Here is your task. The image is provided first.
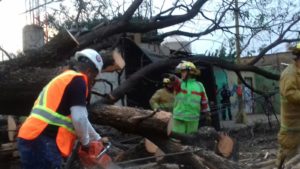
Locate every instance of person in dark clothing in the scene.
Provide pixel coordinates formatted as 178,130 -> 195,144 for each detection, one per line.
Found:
221,84 -> 232,120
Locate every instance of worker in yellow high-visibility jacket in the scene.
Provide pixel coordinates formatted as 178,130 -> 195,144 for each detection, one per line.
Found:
277,43 -> 300,167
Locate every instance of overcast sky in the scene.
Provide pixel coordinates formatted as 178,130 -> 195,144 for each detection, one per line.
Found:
0,0 -> 223,55
0,0 -> 26,53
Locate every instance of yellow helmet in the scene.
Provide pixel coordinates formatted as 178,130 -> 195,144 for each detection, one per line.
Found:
292,42 -> 300,57
163,77 -> 171,84
176,61 -> 200,75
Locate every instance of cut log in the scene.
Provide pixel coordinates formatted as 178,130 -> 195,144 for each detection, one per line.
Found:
7,116 -> 17,142
217,132 -> 234,158
89,105 -> 240,169
144,139 -> 158,154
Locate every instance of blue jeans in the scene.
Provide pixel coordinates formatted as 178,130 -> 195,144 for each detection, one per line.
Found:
17,134 -> 62,169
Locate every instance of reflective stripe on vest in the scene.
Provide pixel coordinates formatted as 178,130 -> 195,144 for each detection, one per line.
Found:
29,71 -> 86,133
174,111 -> 201,119
280,95 -> 300,132
31,105 -> 74,133
280,124 -> 300,132
18,70 -> 88,157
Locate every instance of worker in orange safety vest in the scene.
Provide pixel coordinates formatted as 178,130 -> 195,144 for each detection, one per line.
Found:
17,49 -> 107,169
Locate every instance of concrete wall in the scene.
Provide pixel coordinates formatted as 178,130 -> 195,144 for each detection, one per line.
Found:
23,25 -> 44,52
239,53 -> 295,116
214,68 -> 237,119
214,67 -> 257,120
240,72 -> 256,114
254,66 -> 280,114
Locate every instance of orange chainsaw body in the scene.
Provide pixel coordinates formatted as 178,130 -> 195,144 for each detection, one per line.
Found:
78,141 -> 112,168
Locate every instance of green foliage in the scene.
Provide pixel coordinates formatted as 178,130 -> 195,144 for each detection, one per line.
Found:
206,44 -> 236,62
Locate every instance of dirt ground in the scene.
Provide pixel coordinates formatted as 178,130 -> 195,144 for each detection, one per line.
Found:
227,114 -> 280,169
236,125 -> 278,169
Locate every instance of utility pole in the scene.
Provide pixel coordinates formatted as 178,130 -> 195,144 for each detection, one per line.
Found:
234,0 -> 241,62
234,0 -> 246,124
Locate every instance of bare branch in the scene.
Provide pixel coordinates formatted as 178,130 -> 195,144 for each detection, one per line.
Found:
144,0 -> 232,42
143,24 -> 272,42
0,46 -> 12,60
290,30 -> 300,33
248,38 -> 300,66
21,0 -> 62,14
235,71 -> 269,96
122,0 -> 143,21
240,30 -> 262,52
125,0 -> 208,32
281,38 -> 300,43
74,0 -> 85,29
248,17 -> 300,65
78,0 -> 208,48
152,4 -> 190,22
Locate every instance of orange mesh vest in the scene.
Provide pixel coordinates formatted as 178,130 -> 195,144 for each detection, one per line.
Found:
18,70 -> 88,157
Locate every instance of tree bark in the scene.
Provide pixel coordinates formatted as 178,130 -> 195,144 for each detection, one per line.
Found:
0,67 -> 60,115
88,105 -> 239,169
100,56 -> 279,104
0,53 -> 279,115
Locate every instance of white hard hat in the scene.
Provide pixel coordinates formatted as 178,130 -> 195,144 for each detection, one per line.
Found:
75,48 -> 103,73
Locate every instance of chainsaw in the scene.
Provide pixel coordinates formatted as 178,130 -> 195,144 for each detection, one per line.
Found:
65,140 -> 112,169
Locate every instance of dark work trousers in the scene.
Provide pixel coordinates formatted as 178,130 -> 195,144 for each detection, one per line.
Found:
17,134 -> 62,169
221,100 -> 232,120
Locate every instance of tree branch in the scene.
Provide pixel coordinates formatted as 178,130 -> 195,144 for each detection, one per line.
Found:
0,46 -> 12,60
152,4 -> 190,22
144,1 -> 232,42
78,0 -> 207,48
74,0 -> 85,26
248,17 -> 300,65
125,0 -> 208,32
21,0 -> 62,14
121,0 -> 143,21
235,71 -> 270,96
240,30 -> 262,52
100,55 -> 279,104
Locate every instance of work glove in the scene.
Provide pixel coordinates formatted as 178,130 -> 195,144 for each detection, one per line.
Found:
153,108 -> 161,113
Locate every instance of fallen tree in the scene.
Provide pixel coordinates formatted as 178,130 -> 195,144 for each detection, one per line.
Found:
89,105 -> 240,169
0,53 -> 279,115
0,0 -> 285,115
0,0 -> 294,168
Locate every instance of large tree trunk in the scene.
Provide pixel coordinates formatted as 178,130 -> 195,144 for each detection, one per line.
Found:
0,67 -> 60,115
0,52 -> 279,115
89,105 -> 239,169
